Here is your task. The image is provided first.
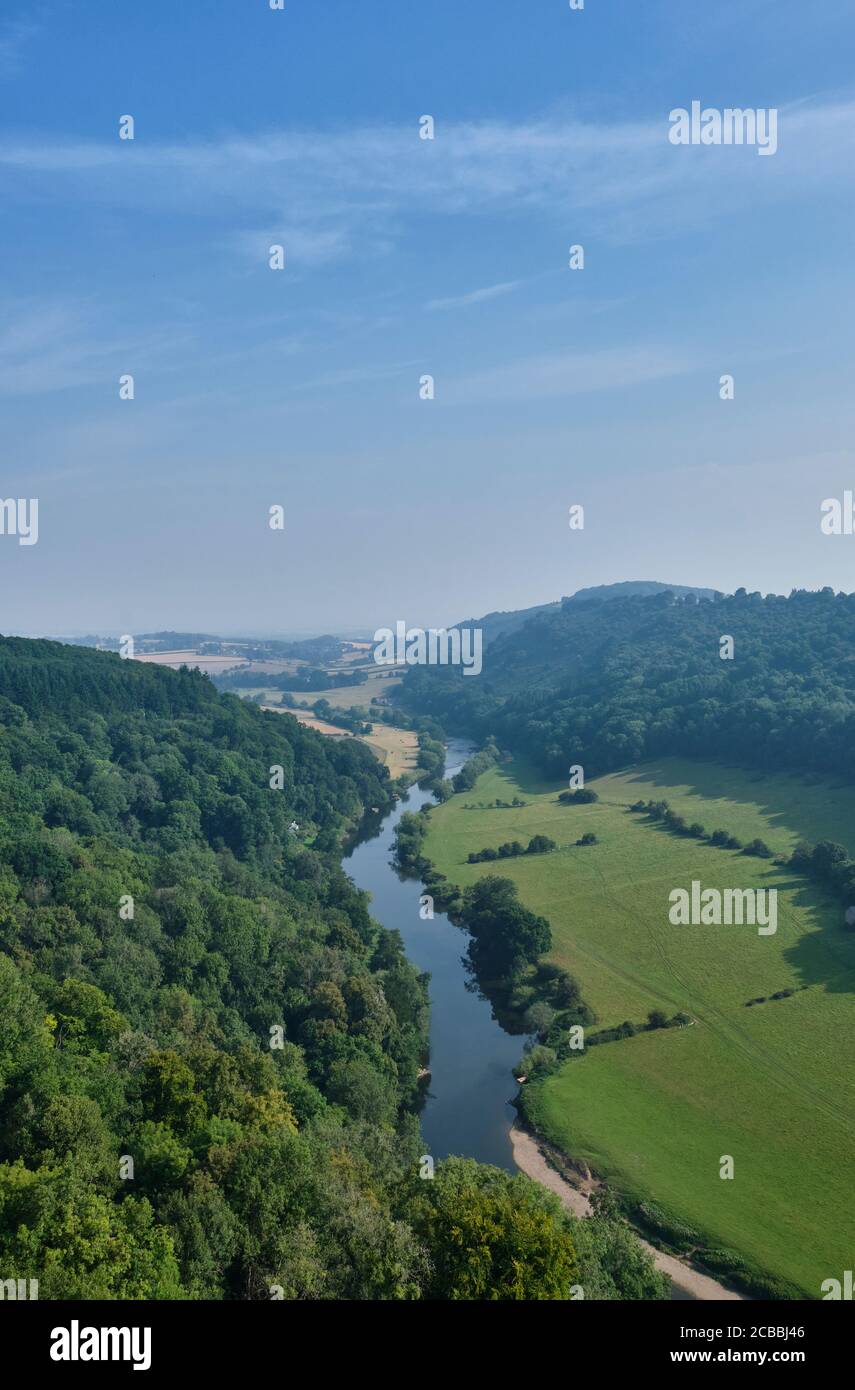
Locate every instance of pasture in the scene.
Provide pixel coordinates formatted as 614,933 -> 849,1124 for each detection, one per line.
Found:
423,756 -> 855,1295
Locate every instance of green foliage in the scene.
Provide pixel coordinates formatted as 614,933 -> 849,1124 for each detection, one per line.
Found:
572,1188 -> 671,1300
0,638 -> 431,1299
409,1157 -> 579,1300
458,875 -> 552,978
402,588 -> 855,782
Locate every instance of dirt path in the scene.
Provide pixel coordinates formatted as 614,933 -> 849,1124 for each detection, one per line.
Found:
510,1125 -> 745,1301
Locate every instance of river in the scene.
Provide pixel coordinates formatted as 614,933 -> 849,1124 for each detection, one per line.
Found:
345,737 -> 727,1300
344,737 -> 526,1171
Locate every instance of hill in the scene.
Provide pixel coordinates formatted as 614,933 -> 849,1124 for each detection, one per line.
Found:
569,581 -> 719,604
404,587 -> 855,782
454,581 -> 719,649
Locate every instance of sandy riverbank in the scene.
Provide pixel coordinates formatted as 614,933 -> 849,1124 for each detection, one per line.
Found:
510,1124 -> 745,1302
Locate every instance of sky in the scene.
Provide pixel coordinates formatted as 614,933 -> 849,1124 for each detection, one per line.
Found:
2,0 -> 855,637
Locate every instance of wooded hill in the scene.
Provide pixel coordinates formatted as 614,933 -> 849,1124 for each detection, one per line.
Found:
402,588 -> 855,782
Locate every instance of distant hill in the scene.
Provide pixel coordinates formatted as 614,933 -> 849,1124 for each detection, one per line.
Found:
457,582 -> 720,646
569,581 -> 719,604
456,600 -> 561,647
404,586 -> 855,781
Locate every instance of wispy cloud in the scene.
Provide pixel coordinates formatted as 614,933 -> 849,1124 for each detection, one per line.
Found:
0,301 -> 195,397
427,280 -> 522,312
2,97 -> 852,258
447,344 -> 693,405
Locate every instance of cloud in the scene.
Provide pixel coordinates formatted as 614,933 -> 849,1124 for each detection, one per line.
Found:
446,344 -> 693,405
2,96 -> 852,257
0,301 -> 194,397
426,280 -> 522,311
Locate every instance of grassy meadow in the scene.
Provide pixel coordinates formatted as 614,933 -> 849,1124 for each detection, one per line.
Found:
423,756 -> 855,1295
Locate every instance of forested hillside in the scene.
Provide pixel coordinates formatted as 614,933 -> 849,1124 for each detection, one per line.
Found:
0,637 -> 662,1300
403,588 -> 855,781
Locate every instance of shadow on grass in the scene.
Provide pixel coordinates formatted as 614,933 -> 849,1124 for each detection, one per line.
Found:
781,874 -> 855,997
606,759 -> 855,855
491,756 -> 561,797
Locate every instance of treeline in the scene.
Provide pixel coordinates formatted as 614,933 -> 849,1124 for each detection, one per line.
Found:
519,1007 -> 692,1082
629,801 -> 773,857
302,699 -> 372,736
452,741 -> 501,793
400,588 -> 855,783
217,667 -> 367,693
468,835 -> 556,863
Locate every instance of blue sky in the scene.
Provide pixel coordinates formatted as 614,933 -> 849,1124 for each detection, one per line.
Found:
2,0 -> 855,635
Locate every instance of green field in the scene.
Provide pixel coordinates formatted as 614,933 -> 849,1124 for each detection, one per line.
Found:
297,669 -> 403,709
423,756 -> 855,1295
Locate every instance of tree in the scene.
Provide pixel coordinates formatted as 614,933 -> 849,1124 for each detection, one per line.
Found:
410,1157 -> 578,1300
460,876 -> 552,976
526,835 -> 556,855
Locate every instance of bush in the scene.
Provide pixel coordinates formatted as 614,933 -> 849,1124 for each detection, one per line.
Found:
743,838 -> 773,858
517,1044 -> 558,1077
526,834 -> 556,855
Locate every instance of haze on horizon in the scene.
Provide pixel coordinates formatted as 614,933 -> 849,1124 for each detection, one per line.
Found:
2,0 -> 855,638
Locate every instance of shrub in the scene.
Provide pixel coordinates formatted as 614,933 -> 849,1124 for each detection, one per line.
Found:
743,838 -> 773,858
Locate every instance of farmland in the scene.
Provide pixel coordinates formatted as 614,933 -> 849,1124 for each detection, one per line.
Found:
263,704 -> 418,778
422,755 -> 855,1295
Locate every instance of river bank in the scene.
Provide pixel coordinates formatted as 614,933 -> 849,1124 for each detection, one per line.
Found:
510,1124 -> 746,1302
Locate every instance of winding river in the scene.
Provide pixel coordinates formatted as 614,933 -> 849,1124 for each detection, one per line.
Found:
344,738 -> 526,1171
344,738 -> 731,1301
